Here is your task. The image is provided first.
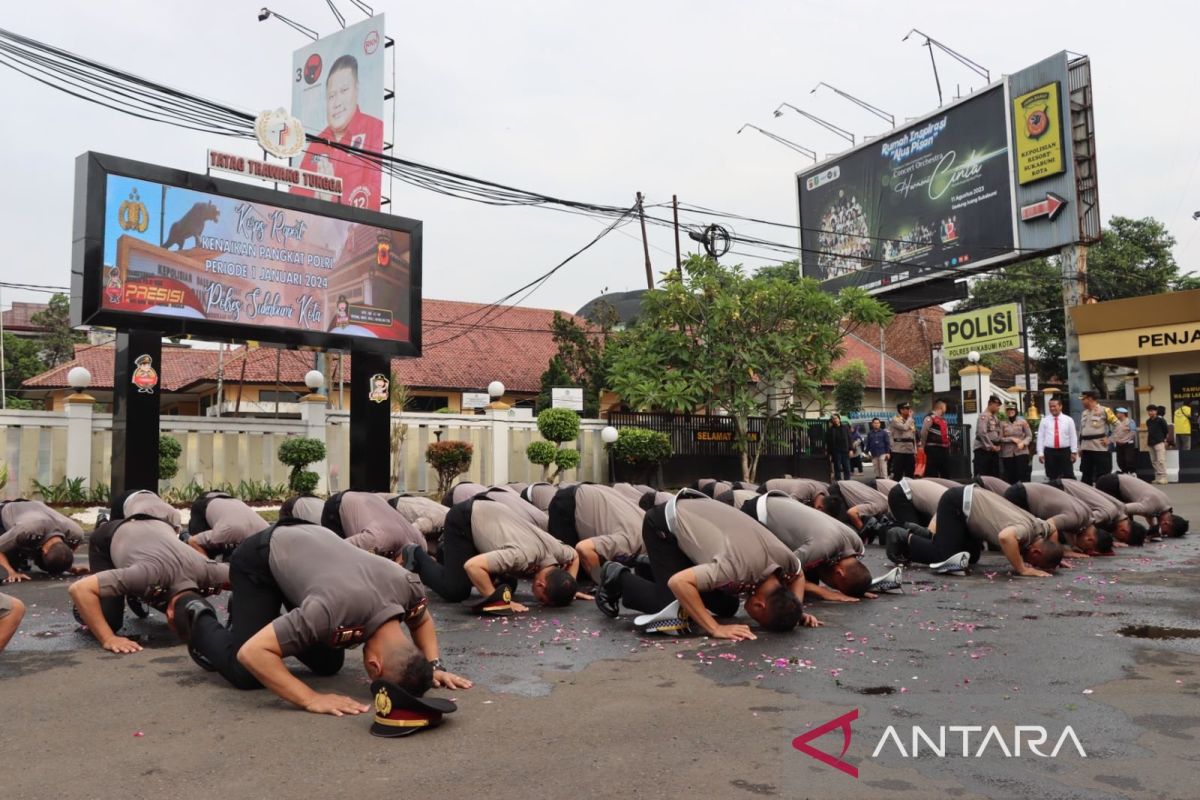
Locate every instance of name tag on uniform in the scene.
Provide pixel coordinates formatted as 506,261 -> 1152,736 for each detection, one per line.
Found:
332,626 -> 366,646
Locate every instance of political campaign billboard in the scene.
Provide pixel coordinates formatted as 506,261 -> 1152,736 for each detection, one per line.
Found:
72,152 -> 421,356
290,15 -> 386,210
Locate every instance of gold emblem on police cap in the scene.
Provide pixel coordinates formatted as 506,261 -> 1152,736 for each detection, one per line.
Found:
374,687 -> 392,717
502,587 -> 512,603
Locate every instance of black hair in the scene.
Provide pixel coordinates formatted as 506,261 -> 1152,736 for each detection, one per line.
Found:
279,495 -> 298,519
1169,514 -> 1189,536
38,539 -> 75,575
758,586 -> 804,632
1092,528 -> 1114,554
835,559 -> 873,597
1033,537 -> 1064,570
1094,473 -> 1120,499
820,495 -> 852,527
1127,520 -> 1148,547
638,491 -> 659,511
392,651 -> 435,698
328,55 -> 359,82
542,568 -> 577,607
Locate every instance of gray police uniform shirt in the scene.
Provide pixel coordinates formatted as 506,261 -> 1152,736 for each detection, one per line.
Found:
470,500 -> 575,576
1019,483 -> 1091,535
290,496 -> 325,525
95,521 -> 228,604
895,478 -> 950,517
1110,418 -> 1135,446
611,483 -> 653,504
483,487 -> 549,531
1056,479 -> 1127,528
1113,475 -> 1171,517
752,492 -> 863,572
268,524 -> 427,656
761,478 -> 828,505
448,482 -> 488,505
123,491 -> 182,530
874,478 -> 898,496
1079,406 -> 1112,452
523,483 -> 559,512
0,500 -> 84,556
973,412 -> 1002,452
999,417 -> 1033,458
976,475 -> 1012,495
963,486 -> 1050,549
574,484 -> 646,560
668,492 -> 801,594
888,414 -> 917,454
189,497 -> 269,557
339,492 -> 426,559
835,481 -> 887,517
389,495 -> 449,535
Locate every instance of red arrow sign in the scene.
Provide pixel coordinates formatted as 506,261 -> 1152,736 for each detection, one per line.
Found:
1020,192 -> 1067,222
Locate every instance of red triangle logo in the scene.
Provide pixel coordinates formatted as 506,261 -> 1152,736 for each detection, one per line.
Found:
792,708 -> 859,778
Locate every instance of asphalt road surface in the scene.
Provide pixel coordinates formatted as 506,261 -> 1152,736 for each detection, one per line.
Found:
2,485 -> 1198,800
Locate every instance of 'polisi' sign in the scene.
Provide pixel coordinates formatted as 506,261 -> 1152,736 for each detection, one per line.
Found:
941,302 -> 1023,359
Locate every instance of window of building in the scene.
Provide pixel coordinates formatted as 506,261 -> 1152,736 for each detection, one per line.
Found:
407,395 -> 449,412
259,390 -> 302,404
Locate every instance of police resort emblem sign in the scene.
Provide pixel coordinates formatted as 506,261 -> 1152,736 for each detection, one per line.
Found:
132,354 -> 158,394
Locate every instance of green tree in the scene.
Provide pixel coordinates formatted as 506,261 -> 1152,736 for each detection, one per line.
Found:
2,332 -> 47,407
607,255 -> 891,480
530,407 -> 581,482
910,363 -> 932,407
960,216 -> 1187,384
30,293 -> 84,367
158,435 -> 182,481
278,437 -> 327,494
425,440 -> 473,496
536,306 -> 616,415
830,359 -> 868,414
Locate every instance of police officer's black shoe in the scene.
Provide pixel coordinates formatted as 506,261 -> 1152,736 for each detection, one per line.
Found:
885,528 -> 911,565
595,561 -> 628,618
904,522 -> 933,540
127,596 -> 150,619
399,543 -> 421,572
171,591 -> 217,643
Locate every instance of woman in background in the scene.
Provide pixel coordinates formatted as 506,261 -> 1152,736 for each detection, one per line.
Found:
866,417 -> 891,478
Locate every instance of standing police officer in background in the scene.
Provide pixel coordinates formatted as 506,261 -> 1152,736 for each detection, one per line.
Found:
999,402 -> 1034,484
972,395 -> 1003,479
888,402 -> 917,479
919,399 -> 952,479
1079,391 -> 1117,485
1112,407 -> 1137,474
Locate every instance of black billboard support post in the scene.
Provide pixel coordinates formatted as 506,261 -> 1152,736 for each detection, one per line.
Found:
349,345 -> 391,491
111,329 -> 162,496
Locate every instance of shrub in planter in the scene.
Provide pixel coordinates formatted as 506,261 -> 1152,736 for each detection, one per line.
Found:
610,427 -> 672,484
278,436 -> 327,495
426,440 -> 473,496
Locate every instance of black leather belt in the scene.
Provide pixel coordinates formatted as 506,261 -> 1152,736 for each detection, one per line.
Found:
1081,434 -> 1105,440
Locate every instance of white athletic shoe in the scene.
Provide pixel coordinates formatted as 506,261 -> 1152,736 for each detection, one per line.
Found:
633,600 -> 693,636
930,552 -> 971,575
869,566 -> 904,593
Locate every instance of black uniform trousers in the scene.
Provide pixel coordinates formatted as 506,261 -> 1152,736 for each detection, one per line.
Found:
1043,447 -> 1075,481
86,519 -> 129,634
1001,455 -> 1031,485
1079,448 -> 1111,486
923,445 -> 949,478
887,483 -> 933,527
616,504 -> 740,617
1116,443 -> 1138,474
890,452 -> 916,480
973,448 -> 1000,479
190,528 -> 345,690
908,486 -> 983,566
410,499 -> 522,603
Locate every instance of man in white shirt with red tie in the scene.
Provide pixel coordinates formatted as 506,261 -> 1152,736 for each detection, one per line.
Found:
1037,397 -> 1078,481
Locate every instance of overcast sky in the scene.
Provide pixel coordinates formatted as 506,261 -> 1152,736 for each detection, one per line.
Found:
2,0 -> 1198,319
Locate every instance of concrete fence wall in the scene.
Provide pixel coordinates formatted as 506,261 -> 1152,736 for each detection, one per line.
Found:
0,405 -> 610,499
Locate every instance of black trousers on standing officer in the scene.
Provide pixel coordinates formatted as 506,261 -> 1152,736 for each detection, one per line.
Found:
973,448 -> 1000,479
1078,446 -> 1111,486
1116,443 -> 1138,474
890,452 -> 915,480
1042,447 -> 1075,481
1001,454 -> 1031,485
614,503 -> 739,617
190,527 -> 345,690
923,445 -> 949,478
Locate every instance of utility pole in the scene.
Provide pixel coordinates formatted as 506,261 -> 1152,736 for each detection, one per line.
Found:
879,325 -> 886,411
1060,244 -> 1092,417
672,194 -> 682,276
1020,293 -> 1033,413
636,191 -> 653,289
0,286 -> 6,410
